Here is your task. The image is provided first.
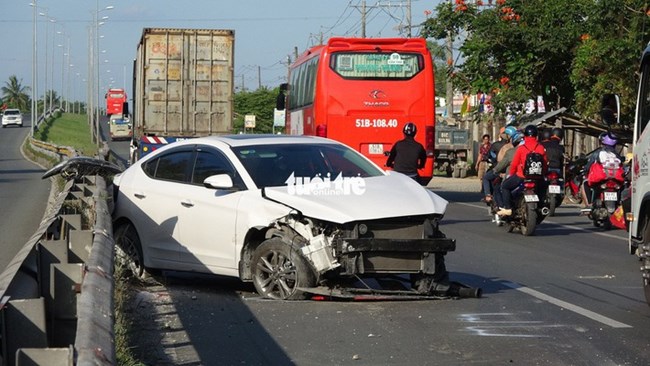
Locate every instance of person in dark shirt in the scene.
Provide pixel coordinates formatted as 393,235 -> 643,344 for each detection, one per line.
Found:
386,122 -> 427,184
541,127 -> 566,174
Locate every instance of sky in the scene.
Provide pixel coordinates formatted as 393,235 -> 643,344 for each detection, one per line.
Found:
1,0 -> 444,104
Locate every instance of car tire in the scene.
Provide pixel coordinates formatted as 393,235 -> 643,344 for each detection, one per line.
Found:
252,238 -> 316,300
114,223 -> 147,279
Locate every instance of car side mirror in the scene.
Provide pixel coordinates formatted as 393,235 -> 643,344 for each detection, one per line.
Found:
203,174 -> 234,190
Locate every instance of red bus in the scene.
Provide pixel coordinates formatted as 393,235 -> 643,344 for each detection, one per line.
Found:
283,37 -> 435,184
105,88 -> 127,116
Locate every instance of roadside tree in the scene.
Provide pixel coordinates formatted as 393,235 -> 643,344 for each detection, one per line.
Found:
1,75 -> 31,111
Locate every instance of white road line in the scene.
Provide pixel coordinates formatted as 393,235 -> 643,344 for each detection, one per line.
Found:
455,202 -> 627,241
452,201 -> 632,328
501,281 -> 632,329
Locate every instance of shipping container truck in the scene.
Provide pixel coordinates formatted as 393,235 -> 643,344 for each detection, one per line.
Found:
434,126 -> 470,178
131,28 -> 235,163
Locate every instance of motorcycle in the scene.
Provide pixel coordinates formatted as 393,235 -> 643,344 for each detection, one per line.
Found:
565,155 -> 587,204
545,169 -> 564,216
588,177 -> 624,230
502,176 -> 549,236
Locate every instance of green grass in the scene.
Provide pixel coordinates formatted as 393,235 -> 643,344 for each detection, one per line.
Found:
34,112 -> 99,157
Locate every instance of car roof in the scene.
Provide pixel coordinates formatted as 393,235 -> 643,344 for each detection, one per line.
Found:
179,134 -> 340,148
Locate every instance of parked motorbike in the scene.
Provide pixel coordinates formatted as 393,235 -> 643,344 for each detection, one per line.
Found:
502,176 -> 549,236
545,169 -> 564,216
565,155 -> 587,204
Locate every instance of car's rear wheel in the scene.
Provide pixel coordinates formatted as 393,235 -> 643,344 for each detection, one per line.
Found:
252,238 -> 315,300
114,223 -> 146,279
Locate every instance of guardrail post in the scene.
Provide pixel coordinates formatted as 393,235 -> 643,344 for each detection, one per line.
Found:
15,345 -> 73,366
50,264 -> 83,348
37,240 -> 67,346
2,298 -> 47,366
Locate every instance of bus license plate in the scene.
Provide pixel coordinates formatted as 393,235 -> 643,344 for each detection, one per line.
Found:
604,192 -> 618,201
369,144 -> 384,155
548,185 -> 561,194
524,194 -> 539,202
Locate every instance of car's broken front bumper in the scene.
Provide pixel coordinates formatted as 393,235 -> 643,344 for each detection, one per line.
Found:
335,237 -> 456,275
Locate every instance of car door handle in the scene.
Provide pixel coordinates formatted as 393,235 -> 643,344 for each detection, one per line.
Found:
180,200 -> 194,208
133,192 -> 146,199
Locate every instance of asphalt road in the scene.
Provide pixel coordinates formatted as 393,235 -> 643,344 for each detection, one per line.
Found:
0,116 -> 51,271
122,178 -> 650,366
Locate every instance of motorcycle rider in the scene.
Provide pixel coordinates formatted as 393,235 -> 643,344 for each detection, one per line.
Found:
386,122 -> 427,184
482,126 -> 517,203
490,130 -> 524,211
541,127 -> 566,176
497,125 -> 548,216
581,132 -> 624,210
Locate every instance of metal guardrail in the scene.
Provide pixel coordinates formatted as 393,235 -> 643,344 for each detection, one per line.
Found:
0,143 -> 115,365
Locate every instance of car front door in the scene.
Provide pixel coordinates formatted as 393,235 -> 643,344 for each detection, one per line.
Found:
176,146 -> 245,274
131,148 -> 194,268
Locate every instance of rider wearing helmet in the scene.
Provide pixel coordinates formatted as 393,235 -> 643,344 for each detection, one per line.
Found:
539,128 -> 552,142
481,126 -> 517,203
541,127 -> 566,174
497,124 -> 548,216
581,131 -> 624,209
487,131 -> 524,210
386,122 -> 427,184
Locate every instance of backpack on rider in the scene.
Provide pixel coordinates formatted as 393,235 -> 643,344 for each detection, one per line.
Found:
523,145 -> 545,178
586,149 -> 624,185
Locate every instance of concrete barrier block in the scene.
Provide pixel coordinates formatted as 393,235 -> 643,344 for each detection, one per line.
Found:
15,346 -> 73,366
37,240 -> 68,339
59,215 -> 81,234
49,264 -> 82,347
68,231 -> 93,264
2,298 -> 48,366
50,264 -> 82,321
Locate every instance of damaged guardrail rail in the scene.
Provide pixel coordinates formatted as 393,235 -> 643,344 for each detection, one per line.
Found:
0,172 -> 116,366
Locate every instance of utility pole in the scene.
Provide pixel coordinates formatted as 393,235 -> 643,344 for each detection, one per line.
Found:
445,0 -> 454,120
406,0 -> 412,37
352,1 -> 413,38
361,0 -> 366,38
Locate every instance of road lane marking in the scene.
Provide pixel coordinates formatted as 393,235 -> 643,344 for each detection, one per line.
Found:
459,313 -> 565,337
501,281 -> 632,328
451,201 -> 632,328
455,202 -> 627,241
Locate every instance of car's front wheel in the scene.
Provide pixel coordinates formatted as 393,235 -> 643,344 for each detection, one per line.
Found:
114,222 -> 146,279
252,238 -> 316,300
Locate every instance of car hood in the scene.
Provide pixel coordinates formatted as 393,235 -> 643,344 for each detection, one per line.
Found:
263,172 -> 448,224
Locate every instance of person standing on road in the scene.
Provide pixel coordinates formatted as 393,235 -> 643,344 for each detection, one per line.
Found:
386,122 -> 427,184
476,134 -> 491,185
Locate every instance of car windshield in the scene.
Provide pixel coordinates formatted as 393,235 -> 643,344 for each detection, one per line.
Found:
4,110 -> 20,115
232,143 -> 384,188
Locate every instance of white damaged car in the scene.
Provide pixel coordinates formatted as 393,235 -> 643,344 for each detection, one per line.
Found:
111,135 -> 480,300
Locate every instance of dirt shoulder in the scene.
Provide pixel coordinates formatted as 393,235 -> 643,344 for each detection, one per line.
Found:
427,176 -> 482,193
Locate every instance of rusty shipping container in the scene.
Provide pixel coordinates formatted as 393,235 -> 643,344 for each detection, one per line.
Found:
131,28 -> 235,162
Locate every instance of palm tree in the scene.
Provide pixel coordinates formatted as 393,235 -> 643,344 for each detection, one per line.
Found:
1,75 -> 31,111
